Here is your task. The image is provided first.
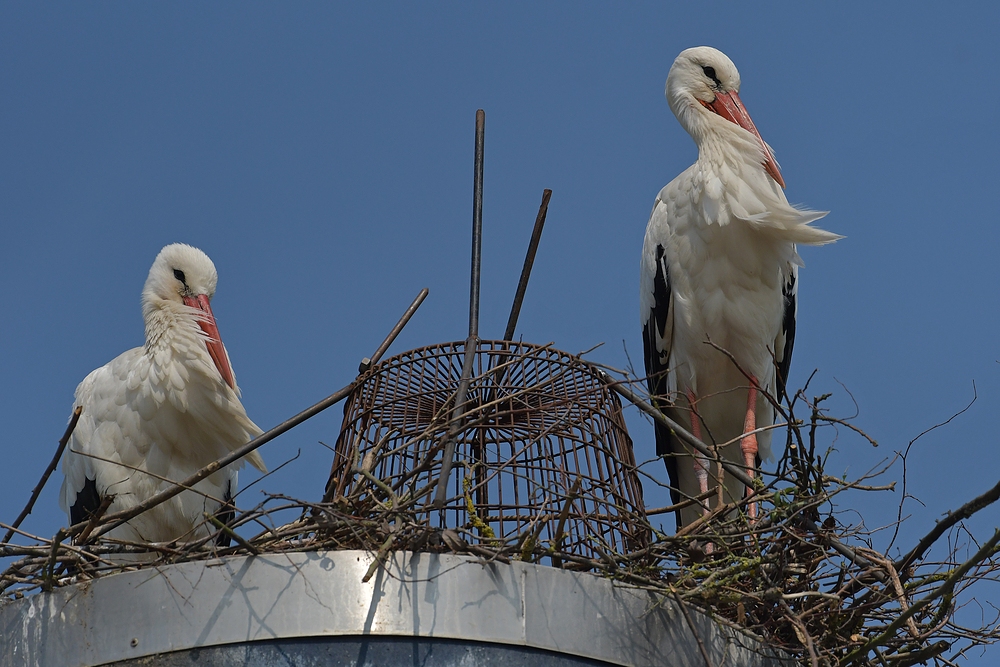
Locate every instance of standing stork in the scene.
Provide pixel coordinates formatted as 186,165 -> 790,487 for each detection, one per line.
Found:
59,243 -> 266,544
640,47 -> 840,528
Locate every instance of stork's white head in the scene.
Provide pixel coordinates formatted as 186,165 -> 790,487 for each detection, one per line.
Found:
142,243 -> 236,390
666,46 -> 785,188
143,244 -> 219,306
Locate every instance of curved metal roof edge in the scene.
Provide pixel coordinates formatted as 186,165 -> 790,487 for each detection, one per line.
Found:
0,550 -> 789,667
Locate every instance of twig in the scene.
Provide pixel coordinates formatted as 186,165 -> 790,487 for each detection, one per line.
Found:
888,385 -> 976,553
550,478 -> 582,568
3,407 -> 82,543
895,477 -> 1000,580
68,448 -> 226,504
883,641 -> 950,667
645,488 -> 717,516
204,513 -> 259,555
672,588 -> 715,667
75,496 -> 115,544
842,529 -> 1000,665
362,534 -> 396,583
41,529 -> 65,593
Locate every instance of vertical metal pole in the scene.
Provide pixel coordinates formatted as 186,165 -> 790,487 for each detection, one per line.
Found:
469,110 -> 488,517
433,109 -> 486,509
469,108 -> 485,338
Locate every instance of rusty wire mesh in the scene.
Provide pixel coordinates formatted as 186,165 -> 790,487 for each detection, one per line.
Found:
325,340 -> 647,562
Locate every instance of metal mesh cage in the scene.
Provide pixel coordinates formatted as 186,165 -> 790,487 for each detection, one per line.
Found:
327,340 -> 647,563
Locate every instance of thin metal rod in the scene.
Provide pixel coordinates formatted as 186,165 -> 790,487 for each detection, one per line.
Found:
76,288 -> 430,540
469,108 -> 485,338
481,189 -> 552,418
360,287 -> 430,373
374,288 -> 431,361
434,109 -> 486,507
504,189 -> 551,341
3,407 -> 83,544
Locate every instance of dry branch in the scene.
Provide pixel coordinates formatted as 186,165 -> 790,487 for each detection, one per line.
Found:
3,406 -> 82,544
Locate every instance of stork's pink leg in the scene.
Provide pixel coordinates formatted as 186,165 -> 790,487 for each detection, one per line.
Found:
741,377 -> 759,521
687,390 -> 710,516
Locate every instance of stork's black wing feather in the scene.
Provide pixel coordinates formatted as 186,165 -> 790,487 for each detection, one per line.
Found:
775,268 -> 797,402
69,477 -> 102,526
214,480 -> 236,547
642,243 -> 679,512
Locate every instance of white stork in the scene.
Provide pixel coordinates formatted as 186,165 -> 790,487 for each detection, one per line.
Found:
640,47 -> 840,528
59,243 -> 266,544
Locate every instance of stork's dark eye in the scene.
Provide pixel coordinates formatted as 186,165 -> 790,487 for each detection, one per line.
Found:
173,269 -> 186,284
702,65 -> 719,85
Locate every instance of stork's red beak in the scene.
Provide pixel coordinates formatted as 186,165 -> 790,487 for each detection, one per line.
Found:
183,294 -> 236,390
703,91 -> 785,189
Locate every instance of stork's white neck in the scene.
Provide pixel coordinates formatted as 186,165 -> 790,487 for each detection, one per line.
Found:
690,109 -> 769,172
142,298 -> 205,360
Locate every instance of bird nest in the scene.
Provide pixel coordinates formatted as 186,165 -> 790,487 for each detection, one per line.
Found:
3,343 -> 1000,667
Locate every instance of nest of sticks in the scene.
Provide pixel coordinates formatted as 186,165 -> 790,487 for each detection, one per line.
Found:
2,341 -> 999,667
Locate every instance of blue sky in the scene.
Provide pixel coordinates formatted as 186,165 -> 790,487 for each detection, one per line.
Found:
2,3 -> 999,660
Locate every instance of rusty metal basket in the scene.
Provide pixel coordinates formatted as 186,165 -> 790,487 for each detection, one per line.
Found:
326,339 -> 647,562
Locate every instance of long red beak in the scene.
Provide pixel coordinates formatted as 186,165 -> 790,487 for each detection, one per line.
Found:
183,294 -> 236,390
704,91 -> 785,189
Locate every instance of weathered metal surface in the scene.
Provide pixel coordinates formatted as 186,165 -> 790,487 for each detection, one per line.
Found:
0,550 -> 788,667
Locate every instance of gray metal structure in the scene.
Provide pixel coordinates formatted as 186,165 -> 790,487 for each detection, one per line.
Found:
0,550 -> 787,667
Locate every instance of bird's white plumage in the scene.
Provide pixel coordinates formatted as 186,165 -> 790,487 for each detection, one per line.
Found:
641,47 -> 840,527
59,244 -> 266,543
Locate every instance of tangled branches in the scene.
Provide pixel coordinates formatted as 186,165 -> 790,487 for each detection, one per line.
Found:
2,344 -> 999,667
605,369 -> 1000,667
